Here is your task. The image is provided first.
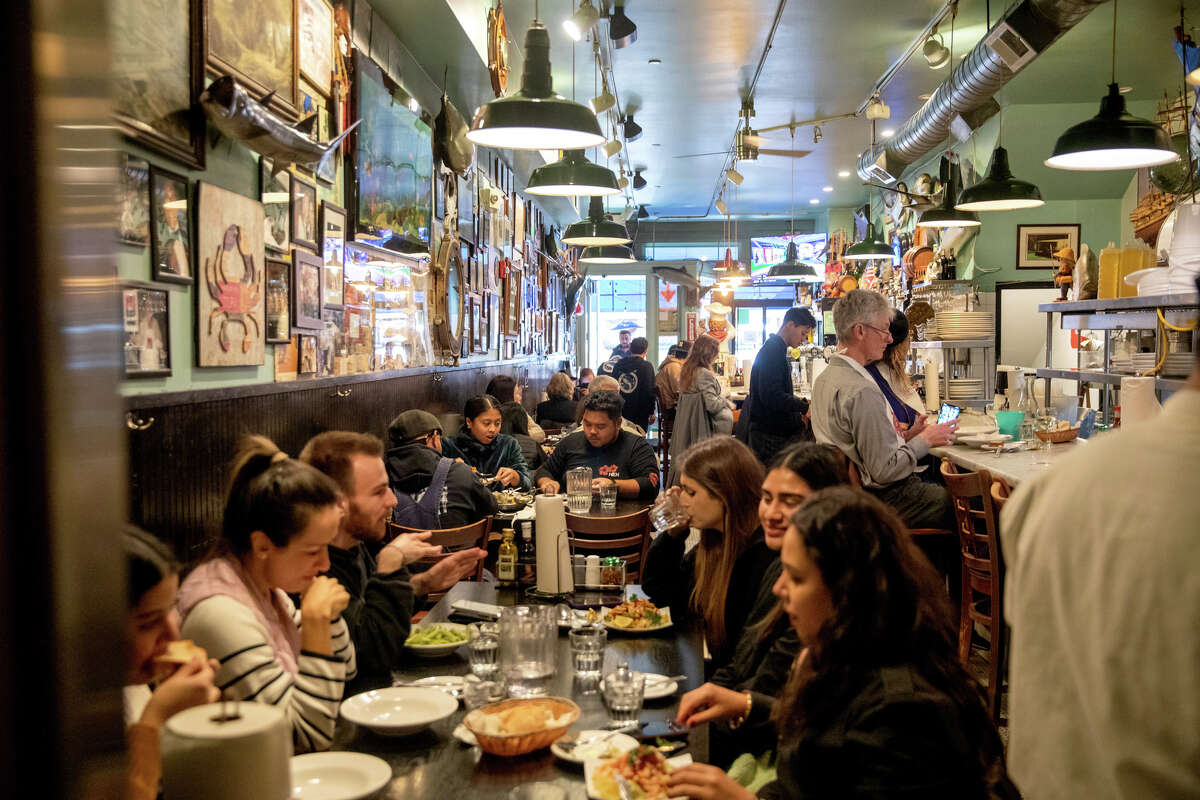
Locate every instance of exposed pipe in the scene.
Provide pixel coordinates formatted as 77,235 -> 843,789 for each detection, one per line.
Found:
856,0 -> 1109,182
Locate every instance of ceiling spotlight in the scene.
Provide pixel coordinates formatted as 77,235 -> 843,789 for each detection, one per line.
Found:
603,138 -> 622,157
881,128 -> 895,138
813,125 -> 823,143
590,79 -> 616,115
726,167 -> 744,185
715,196 -> 728,215
563,0 -> 600,41
838,170 -> 851,178
637,205 -> 650,219
648,58 -> 662,65
632,168 -> 647,190
865,97 -> 890,120
617,171 -> 629,189
609,2 -> 638,49
622,114 -> 643,142
923,28 -> 950,69
809,198 -> 819,205
407,97 -> 420,113
822,186 -> 833,192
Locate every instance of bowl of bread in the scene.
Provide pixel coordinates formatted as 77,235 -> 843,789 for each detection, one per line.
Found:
463,697 -> 580,756
1035,421 -> 1081,444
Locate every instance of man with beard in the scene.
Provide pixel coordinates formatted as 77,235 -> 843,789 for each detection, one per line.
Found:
300,431 -> 486,685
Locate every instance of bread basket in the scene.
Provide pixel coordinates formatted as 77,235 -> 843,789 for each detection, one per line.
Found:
1035,427 -> 1079,444
463,697 -> 580,756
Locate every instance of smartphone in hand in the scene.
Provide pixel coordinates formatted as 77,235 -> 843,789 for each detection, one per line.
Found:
937,403 -> 961,425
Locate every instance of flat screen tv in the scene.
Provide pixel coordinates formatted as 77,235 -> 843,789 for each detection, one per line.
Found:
352,52 -> 433,253
749,233 -> 828,276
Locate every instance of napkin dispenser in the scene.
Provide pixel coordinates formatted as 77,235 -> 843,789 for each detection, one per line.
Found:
161,702 -> 290,800
534,495 -> 574,595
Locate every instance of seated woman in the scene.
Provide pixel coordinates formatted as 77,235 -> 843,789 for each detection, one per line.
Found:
669,487 -> 1012,800
501,402 -> 545,472
667,334 -> 733,485
451,395 -> 532,490
573,368 -> 595,402
178,435 -> 356,753
866,308 -> 927,440
485,374 -> 545,443
124,526 -> 220,800
536,372 -> 578,427
641,436 -> 775,672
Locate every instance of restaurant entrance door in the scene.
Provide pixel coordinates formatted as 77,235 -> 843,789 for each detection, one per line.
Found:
586,277 -> 648,372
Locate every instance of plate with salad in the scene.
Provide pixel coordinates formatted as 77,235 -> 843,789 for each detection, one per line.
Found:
404,622 -> 470,657
601,596 -> 672,634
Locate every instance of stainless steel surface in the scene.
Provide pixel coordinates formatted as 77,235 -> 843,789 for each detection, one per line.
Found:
1035,368 -> 1189,394
909,339 -> 994,349
1061,312 -> 1161,331
1037,292 -> 1200,313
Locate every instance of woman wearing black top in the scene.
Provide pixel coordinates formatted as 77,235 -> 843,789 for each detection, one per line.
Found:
536,372 -> 578,427
641,436 -> 774,672
500,403 -> 544,471
451,395 -> 532,490
669,488 -> 1013,800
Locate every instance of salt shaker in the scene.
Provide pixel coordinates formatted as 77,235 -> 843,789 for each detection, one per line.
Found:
584,555 -> 601,586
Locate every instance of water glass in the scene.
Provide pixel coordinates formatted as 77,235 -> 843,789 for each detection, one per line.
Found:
468,621 -> 500,679
566,466 -> 592,514
463,675 -> 505,709
599,481 -> 618,510
500,605 -> 557,697
569,626 -> 607,679
602,662 -> 645,728
649,492 -> 688,533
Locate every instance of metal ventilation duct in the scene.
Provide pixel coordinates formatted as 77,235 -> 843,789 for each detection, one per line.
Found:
856,0 -> 1108,182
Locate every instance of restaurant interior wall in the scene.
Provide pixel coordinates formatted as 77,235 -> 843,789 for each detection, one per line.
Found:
634,217 -> 820,264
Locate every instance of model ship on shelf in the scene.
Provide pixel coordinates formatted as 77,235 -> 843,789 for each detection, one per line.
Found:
1131,190 -> 1175,246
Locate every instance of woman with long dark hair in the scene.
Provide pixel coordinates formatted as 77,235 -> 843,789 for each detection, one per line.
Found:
485,374 -> 545,442
178,435 -> 356,753
642,436 -> 774,671
867,307 -> 927,439
669,487 -> 1012,799
667,334 -> 733,486
451,394 -> 532,489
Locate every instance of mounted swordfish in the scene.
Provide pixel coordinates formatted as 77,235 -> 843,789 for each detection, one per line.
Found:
199,76 -> 361,175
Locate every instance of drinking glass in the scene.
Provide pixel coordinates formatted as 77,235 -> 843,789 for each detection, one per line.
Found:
500,605 -> 557,697
566,466 -> 592,514
602,662 -> 645,728
649,492 -> 688,533
468,621 -> 500,680
599,481 -> 618,510
569,626 -> 607,679
463,675 -> 505,710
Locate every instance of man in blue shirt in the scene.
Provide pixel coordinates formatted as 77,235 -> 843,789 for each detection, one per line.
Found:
744,307 -> 817,465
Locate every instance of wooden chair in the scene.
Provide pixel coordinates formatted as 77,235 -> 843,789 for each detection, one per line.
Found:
386,517 -> 492,602
939,459 -> 1007,724
655,386 -> 675,481
565,508 -> 652,584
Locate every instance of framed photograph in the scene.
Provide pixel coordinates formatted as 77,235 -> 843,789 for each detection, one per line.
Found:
471,295 -> 486,353
112,0 -> 205,169
121,281 -> 171,378
264,257 -> 291,343
261,158 -> 291,252
1017,224 -> 1080,269
457,170 -> 475,243
320,201 -> 346,307
204,0 -> 298,121
503,267 -> 522,335
273,335 -> 298,381
297,0 -> 333,97
291,174 -> 318,251
150,167 -> 193,284
292,247 -> 323,330
298,333 -> 318,374
195,182 -> 265,366
118,153 -> 150,246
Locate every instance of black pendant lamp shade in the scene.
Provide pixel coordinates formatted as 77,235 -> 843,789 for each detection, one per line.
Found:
917,161 -> 980,228
1045,83 -> 1178,171
956,146 -> 1044,211
762,242 -> 820,282
632,168 -> 647,190
843,222 -> 894,260
580,244 -> 637,264
623,115 -> 643,142
563,196 -> 631,246
637,204 -> 650,218
609,3 -> 638,49
467,20 -> 604,151
526,149 -> 619,196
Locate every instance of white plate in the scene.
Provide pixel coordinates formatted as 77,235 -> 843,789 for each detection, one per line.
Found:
290,752 -> 391,800
551,730 -> 640,765
404,622 -> 470,658
584,751 -> 693,800
638,673 -> 680,700
404,675 -> 466,698
601,605 -> 673,634
340,687 -> 458,736
958,433 -> 1012,449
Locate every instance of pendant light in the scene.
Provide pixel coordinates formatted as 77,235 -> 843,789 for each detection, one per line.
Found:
917,159 -> 980,228
622,114 -> 643,142
563,196 -> 631,246
843,221 -> 894,260
526,149 -> 619,196
609,2 -> 637,49
956,145 -> 1044,211
1045,0 -> 1177,171
762,132 -> 822,283
580,245 -> 636,264
467,12 -> 603,151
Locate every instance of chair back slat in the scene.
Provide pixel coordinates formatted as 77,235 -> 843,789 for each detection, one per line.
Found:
566,510 -> 651,584
387,516 -> 492,584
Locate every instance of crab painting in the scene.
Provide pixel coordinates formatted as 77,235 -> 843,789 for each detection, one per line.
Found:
204,224 -> 261,353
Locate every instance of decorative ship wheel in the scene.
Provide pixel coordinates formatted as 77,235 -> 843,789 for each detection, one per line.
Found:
487,1 -> 509,97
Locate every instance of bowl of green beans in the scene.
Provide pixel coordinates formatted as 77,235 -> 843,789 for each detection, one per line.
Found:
404,622 -> 471,658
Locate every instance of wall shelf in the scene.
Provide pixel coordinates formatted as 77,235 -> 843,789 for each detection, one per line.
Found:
1034,368 -> 1188,394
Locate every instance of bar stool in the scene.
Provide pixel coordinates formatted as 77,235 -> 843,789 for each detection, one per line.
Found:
940,459 -> 1007,724
655,386 -> 675,481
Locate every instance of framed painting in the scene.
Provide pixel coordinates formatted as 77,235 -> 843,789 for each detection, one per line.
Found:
260,158 -> 291,252
1017,224 -> 1080,269
457,170 -> 475,244
118,154 -> 150,246
433,167 -> 446,222
264,257 -> 291,342
150,167 -> 193,285
273,335 -> 298,381
297,0 -> 333,97
204,0 -> 299,121
296,86 -> 337,185
298,333 -> 318,374
292,247 -> 324,329
120,281 -> 171,378
291,173 -> 318,251
503,267 -> 521,335
320,201 -> 346,307
112,0 -> 205,169
195,181 -> 265,366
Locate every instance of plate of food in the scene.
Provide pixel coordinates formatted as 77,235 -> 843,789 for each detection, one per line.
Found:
404,623 -> 470,657
602,596 -> 672,634
585,744 -> 692,800
463,696 -> 581,756
550,729 -> 641,765
492,489 -> 534,513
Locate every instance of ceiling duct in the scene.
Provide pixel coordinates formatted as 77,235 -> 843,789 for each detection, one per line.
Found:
856,0 -> 1108,183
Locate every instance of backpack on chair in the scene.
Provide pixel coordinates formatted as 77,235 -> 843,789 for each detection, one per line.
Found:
392,456 -> 453,529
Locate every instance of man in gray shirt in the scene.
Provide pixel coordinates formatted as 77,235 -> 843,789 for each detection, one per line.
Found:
811,290 -> 957,529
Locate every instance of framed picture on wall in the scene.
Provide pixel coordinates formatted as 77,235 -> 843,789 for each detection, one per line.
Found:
117,153 -> 150,246
204,0 -> 299,121
120,281 -> 171,378
320,201 -> 346,307
261,158 -> 291,252
150,167 -> 193,284
195,181 -> 265,367
297,0 -> 333,97
291,174 -> 319,251
264,257 -> 291,343
503,267 -> 521,335
1017,224 -> 1080,269
298,333 -> 318,375
292,247 -> 324,329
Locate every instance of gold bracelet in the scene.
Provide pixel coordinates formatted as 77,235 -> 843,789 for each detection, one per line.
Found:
728,691 -> 753,729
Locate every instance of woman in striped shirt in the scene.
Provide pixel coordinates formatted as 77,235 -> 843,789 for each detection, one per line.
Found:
178,435 -> 357,752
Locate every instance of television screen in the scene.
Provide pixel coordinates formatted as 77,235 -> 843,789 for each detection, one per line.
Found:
750,233 -> 828,275
352,53 -> 433,253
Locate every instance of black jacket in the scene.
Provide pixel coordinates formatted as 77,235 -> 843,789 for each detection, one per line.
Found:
449,431 -> 532,490
641,529 -> 778,672
534,429 -> 660,501
612,355 -> 657,431
385,442 -> 498,528
536,396 -> 578,426
746,334 -> 810,462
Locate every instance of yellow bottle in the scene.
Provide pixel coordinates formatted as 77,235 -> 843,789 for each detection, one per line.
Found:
1118,242 -> 1143,298
497,528 -> 518,585
1098,242 -> 1121,299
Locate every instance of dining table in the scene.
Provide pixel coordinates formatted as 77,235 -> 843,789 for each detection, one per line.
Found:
931,438 -> 1086,488
329,580 -> 708,800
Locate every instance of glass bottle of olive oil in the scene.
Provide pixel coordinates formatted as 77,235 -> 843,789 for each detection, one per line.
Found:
497,528 -> 518,586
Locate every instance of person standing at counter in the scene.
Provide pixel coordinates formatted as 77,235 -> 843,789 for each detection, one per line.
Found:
744,307 -> 817,465
655,340 -> 689,413
612,336 -> 657,433
451,395 -> 532,490
667,334 -> 733,486
535,390 -> 659,501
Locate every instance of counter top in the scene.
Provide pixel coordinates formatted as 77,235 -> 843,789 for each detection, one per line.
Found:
932,439 -> 1085,487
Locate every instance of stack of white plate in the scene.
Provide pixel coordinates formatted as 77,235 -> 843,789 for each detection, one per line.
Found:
1168,204 -> 1200,289
935,311 -> 994,340
1111,358 -> 1135,374
1162,353 -> 1193,377
947,377 -> 985,400
1130,353 -> 1158,373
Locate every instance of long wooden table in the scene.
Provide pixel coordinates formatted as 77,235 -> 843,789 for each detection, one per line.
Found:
330,581 -> 707,800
